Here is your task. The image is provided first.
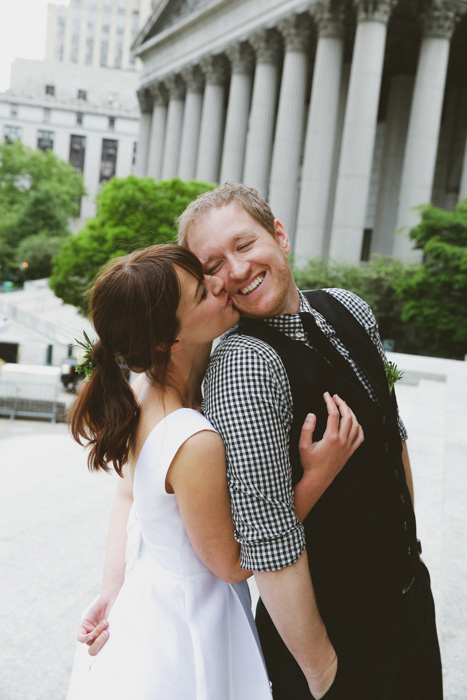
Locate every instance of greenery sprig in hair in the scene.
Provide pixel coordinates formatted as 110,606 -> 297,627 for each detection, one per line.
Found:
384,361 -> 404,394
75,330 -> 97,380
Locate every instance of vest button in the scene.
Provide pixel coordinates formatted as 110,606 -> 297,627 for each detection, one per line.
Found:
394,468 -> 399,478
382,415 -> 387,425
401,494 -> 405,504
404,521 -> 408,530
384,443 -> 389,453
408,546 -> 411,556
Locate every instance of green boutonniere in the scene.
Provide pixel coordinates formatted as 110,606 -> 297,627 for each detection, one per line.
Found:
75,330 -> 97,380
384,361 -> 404,394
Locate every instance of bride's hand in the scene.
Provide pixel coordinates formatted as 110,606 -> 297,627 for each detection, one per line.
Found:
77,588 -> 118,656
294,392 -> 364,521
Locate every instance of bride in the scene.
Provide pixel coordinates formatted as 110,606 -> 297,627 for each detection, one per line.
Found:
66,244 -> 363,699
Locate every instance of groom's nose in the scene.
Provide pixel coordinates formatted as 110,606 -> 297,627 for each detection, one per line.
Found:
227,258 -> 250,281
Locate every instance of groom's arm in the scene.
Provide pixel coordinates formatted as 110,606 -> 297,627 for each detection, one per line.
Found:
255,552 -> 337,699
203,337 -> 337,695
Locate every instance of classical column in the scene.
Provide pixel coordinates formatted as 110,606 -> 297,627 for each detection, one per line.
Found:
220,42 -> 255,183
178,66 -> 204,181
161,74 -> 186,180
329,0 -> 397,263
146,83 -> 168,181
294,1 -> 346,261
268,14 -> 312,235
135,88 -> 153,177
371,75 -> 414,256
393,0 -> 467,260
243,29 -> 282,197
459,90 -> 467,201
196,55 -> 229,183
444,86 -> 467,209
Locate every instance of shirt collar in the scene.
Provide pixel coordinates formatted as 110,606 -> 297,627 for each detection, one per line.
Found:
259,289 -> 334,342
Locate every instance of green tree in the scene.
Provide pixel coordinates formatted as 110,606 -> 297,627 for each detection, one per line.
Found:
396,201 -> 467,359
15,233 -> 68,281
292,255 -> 418,352
49,176 -> 215,312
0,140 -> 84,283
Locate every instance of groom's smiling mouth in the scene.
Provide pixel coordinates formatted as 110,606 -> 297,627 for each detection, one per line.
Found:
239,275 -> 264,296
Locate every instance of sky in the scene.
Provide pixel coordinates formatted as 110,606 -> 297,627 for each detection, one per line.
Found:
0,0 -> 70,92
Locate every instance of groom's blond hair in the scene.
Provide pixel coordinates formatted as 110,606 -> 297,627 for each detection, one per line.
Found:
177,182 -> 277,248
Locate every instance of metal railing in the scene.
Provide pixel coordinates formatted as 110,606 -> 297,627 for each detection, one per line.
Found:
0,381 -> 64,423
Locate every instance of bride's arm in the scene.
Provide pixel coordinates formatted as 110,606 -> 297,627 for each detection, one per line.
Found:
294,393 -> 364,522
77,471 -> 133,655
168,396 -> 364,585
167,430 -> 249,584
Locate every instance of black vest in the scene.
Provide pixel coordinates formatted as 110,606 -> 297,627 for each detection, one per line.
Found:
238,291 -> 421,642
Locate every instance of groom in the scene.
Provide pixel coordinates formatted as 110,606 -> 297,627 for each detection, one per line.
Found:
176,183 -> 442,700
83,182 -> 442,699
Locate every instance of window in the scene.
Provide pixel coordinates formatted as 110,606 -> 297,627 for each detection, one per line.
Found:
37,130 -> 54,152
43,108 -> 51,123
69,134 -> 86,173
129,10 -> 139,68
45,85 -> 55,96
108,116 -> 115,130
56,6 -> 66,61
76,112 -> 83,125
360,229 -> 373,262
78,89 -> 87,101
10,104 -> 18,118
108,92 -> 119,108
4,125 -> 22,144
132,141 -> 137,166
100,139 -> 118,182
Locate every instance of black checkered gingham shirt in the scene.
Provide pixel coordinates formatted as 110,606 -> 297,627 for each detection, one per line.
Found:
202,288 -> 408,572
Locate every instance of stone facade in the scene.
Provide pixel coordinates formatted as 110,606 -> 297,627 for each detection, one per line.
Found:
133,0 -> 467,262
0,0 -> 151,230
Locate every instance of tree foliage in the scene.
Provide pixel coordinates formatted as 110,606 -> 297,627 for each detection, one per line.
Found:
292,255 -> 419,352
0,140 -> 84,283
49,177 -> 215,312
396,201 -> 467,359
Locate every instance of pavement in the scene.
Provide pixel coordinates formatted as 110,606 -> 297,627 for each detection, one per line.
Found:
0,351 -> 466,700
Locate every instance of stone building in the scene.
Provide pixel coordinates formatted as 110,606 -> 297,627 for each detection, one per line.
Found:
132,0 -> 467,263
0,0 -> 151,229
45,0 -> 151,71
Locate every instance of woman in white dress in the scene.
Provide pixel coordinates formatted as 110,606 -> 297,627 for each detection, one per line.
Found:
66,244 -> 363,699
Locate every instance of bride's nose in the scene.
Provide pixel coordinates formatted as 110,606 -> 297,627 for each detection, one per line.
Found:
206,274 -> 225,296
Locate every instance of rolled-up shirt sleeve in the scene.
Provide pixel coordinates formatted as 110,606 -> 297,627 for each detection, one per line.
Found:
203,334 -> 305,572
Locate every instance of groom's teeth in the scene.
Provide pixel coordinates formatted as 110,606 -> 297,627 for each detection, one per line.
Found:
240,276 -> 264,295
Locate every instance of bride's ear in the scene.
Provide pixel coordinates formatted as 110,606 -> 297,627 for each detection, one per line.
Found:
170,337 -> 183,354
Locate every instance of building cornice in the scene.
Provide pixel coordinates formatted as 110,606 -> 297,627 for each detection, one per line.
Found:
0,93 -> 140,119
136,0 -> 312,88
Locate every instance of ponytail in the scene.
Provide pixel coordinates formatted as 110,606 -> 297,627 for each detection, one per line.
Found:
69,340 -> 139,477
67,244 -> 204,477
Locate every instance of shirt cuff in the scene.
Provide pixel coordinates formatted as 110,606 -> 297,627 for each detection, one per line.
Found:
398,416 -> 408,441
240,522 -> 306,573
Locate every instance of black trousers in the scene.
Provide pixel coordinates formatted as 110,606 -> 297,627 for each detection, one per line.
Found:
256,564 -> 442,700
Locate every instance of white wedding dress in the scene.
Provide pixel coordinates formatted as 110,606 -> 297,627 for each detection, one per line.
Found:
67,408 -> 271,699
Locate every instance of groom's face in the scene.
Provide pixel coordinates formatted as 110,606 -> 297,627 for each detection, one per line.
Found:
186,202 -> 298,319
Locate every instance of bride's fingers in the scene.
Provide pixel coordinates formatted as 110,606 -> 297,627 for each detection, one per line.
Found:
332,395 -> 353,437
88,629 -> 110,656
323,392 -> 340,437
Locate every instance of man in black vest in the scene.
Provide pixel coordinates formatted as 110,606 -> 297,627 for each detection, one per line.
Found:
177,182 -> 442,700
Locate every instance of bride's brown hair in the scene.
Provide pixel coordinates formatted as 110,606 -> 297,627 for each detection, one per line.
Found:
69,244 -> 204,477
